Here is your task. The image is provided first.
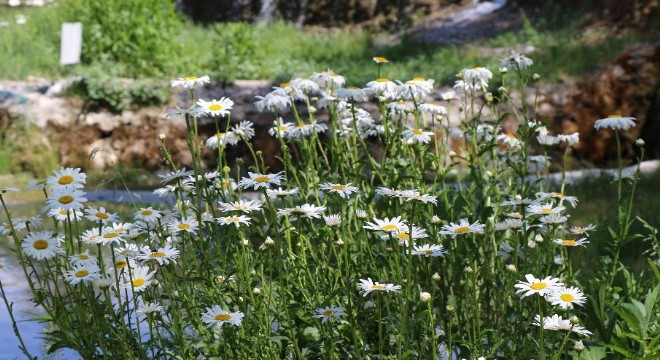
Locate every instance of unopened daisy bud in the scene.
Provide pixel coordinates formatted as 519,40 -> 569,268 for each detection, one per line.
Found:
636,138 -> 645,147
432,272 -> 441,282
255,150 -> 262,157
527,240 -> 536,248
449,151 -> 457,158
308,106 -> 317,114
484,92 -> 494,104
533,73 -> 541,81
485,170 -> 493,178
573,340 -> 585,352
406,138 -> 415,145
385,247 -> 393,252
554,255 -> 564,265
222,166 -> 231,174
264,236 -> 275,246
499,67 -> 508,74
259,243 -> 267,251
242,239 -> 250,246
534,234 -> 544,243
253,287 -> 261,294
506,264 -> 517,273
570,315 -> 580,325
356,209 -> 367,219
378,96 -> 387,102
446,304 -> 455,312
420,291 -> 432,303
464,265 -> 473,273
335,237 -> 344,246
158,133 -> 166,140
151,280 -> 160,287
431,215 -> 442,224
215,275 -> 226,284
311,97 -> 319,102
498,86 -> 507,94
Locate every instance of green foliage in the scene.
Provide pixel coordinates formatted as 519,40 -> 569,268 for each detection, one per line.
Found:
63,0 -> 182,78
67,67 -> 171,113
208,23 -> 265,85
0,121 -> 59,178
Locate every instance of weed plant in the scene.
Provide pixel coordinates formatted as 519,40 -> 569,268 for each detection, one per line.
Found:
1,53 -> 658,359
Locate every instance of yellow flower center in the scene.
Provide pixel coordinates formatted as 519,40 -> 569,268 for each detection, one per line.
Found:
209,104 -> 223,112
396,233 -> 410,239
531,282 -> 547,290
560,293 -> 575,302
96,212 -> 109,219
132,278 -> 146,287
183,76 -> 197,81
115,227 -> 125,232
103,232 -> 119,238
58,175 -> 74,185
454,226 -> 470,234
510,213 -> 523,218
280,82 -> 291,87
413,77 -> 425,81
561,239 -> 577,246
608,114 -> 622,118
382,224 -> 398,231
141,210 -> 153,216
0,264 -> 4,269
33,239 -> 49,250
373,56 -> 388,63
330,73 -> 340,78
150,252 -> 166,258
254,176 -> 270,183
58,195 -> 74,204
371,284 -> 385,290
177,223 -> 191,230
231,217 -> 240,222
215,132 -> 226,138
331,185 -> 346,190
78,254 -> 89,260
278,125 -> 288,131
58,210 -> 68,215
422,249 -> 433,255
552,192 -> 564,197
376,78 -> 389,82
214,314 -> 231,321
347,86 -> 361,90
75,270 -> 90,278
541,208 -> 553,214
322,310 -> 334,317
115,260 -> 127,269
412,129 -> 424,135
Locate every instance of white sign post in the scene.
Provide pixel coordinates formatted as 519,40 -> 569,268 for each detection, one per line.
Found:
60,22 -> 82,65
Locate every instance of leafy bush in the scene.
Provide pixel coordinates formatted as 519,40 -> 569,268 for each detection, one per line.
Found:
64,0 -> 182,78
208,22 -> 266,85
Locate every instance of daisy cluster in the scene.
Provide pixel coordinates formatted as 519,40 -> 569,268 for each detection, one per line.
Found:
0,50 -> 646,358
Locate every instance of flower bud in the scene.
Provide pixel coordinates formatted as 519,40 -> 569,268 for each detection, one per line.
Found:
533,73 -> 541,81
527,240 -> 536,248
215,275 -> 226,284
158,133 -> 166,140
484,92 -> 494,104
570,315 -> 580,325
534,234 -> 544,243
242,239 -> 250,246
432,272 -> 442,282
431,215 -> 442,224
506,264 -> 517,273
420,291 -> 432,303
573,340 -> 585,352
464,266 -> 474,273
498,86 -> 507,94
335,238 -> 344,246
253,287 -> 261,295
264,236 -> 275,246
636,138 -> 645,147
446,304 -> 455,312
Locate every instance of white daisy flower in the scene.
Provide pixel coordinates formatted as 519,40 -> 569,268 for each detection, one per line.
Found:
537,132 -> 559,146
232,120 -> 255,140
363,216 -> 406,233
382,225 -> 428,245
570,224 -> 596,237
205,131 -> 239,149
310,71 -> 345,89
462,67 -> 492,89
1,220 -> 24,235
238,172 -> 284,190
97,228 -> 125,246
440,90 -> 456,101
514,274 -> 563,298
535,192 -> 579,207
84,206 -> 119,224
134,207 -> 162,224
291,77 -> 320,94
46,167 -> 86,190
69,249 -> 97,267
319,182 -> 359,198
254,93 -> 291,112
533,314 -> 592,336
358,278 -> 402,296
284,122 -> 328,139
268,118 -> 295,138
356,209 -> 368,219
201,305 -> 244,328
277,204 -> 326,219
528,202 -> 565,216
556,132 -> 579,146
540,213 -> 569,224
158,169 -> 194,184
197,98 -> 233,117
393,78 -> 433,101
438,219 -> 485,238
418,103 -> 447,117
0,258 -> 13,272
323,214 -> 341,227
217,215 -> 251,228
121,265 -> 156,292
266,187 -> 299,198
137,301 -> 165,316
168,218 -> 199,234
337,86 -> 369,103
547,286 -> 587,309
25,179 -> 47,191
594,115 -> 636,131
553,238 -> 589,247
0,186 -> 19,193
46,188 -> 87,211
314,306 -> 345,324
411,244 -> 447,257
170,75 -> 210,89
500,50 -> 533,71
219,199 -> 262,213
22,231 -> 64,260
402,126 -> 434,144
63,264 -> 101,285
366,78 -> 397,97
138,244 -> 180,265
